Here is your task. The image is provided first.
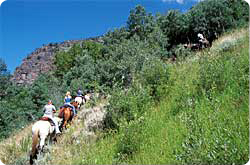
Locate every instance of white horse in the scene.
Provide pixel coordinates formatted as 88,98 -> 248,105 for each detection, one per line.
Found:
29,117 -> 61,165
75,93 -> 92,109
75,96 -> 85,109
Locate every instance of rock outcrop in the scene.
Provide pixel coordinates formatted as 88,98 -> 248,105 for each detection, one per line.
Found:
11,40 -> 81,85
80,103 -> 106,133
11,37 -> 103,85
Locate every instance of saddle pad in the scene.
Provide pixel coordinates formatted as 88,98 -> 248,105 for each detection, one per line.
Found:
39,117 -> 55,126
40,117 -> 49,121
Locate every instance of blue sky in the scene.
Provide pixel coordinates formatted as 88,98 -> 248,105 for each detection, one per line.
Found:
0,0 -> 200,73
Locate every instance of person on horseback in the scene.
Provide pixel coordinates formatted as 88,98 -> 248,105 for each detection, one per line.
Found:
64,91 -> 77,117
198,33 -> 209,48
43,100 -> 61,134
77,88 -> 83,97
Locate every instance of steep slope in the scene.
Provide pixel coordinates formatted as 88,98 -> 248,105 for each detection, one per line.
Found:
45,28 -> 248,164
0,28 -> 248,165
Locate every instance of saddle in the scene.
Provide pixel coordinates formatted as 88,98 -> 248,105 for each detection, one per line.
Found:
39,117 -> 55,126
64,104 -> 72,109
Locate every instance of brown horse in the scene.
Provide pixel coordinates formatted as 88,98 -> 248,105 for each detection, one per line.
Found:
58,101 -> 79,130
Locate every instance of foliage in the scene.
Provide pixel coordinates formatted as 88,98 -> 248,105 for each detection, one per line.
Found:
0,58 -> 11,99
105,85 -> 151,130
0,1 -> 249,164
114,120 -> 144,162
81,41 -> 105,62
34,29 -> 248,165
126,5 -> 156,40
138,57 -> 169,99
54,44 -> 83,77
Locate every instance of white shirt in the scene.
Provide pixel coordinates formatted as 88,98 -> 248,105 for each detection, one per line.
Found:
43,104 -> 56,117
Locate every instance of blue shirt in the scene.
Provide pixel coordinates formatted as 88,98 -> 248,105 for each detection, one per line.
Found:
64,96 -> 71,103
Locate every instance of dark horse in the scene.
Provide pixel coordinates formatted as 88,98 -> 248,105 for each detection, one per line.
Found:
58,101 -> 78,130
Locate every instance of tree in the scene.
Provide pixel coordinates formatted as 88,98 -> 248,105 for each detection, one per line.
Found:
127,5 -> 155,40
0,58 -> 10,99
54,44 -> 82,77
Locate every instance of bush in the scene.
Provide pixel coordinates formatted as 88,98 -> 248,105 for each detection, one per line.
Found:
114,120 -> 144,162
173,44 -> 192,60
105,85 -> 151,130
138,58 -> 169,100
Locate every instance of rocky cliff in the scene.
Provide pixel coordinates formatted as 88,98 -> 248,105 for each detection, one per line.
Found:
11,37 -> 103,85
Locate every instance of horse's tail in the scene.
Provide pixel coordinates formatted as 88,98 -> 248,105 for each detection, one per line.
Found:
58,108 -> 64,118
30,129 -> 39,165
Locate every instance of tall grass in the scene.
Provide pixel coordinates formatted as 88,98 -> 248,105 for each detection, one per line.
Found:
75,28 -> 248,164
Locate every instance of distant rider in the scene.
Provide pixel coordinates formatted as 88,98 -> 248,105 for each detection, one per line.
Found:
77,88 -> 83,97
64,91 -> 77,117
43,100 -> 61,134
198,33 -> 209,48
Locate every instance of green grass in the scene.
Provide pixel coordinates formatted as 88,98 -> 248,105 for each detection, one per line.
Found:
76,28 -> 248,164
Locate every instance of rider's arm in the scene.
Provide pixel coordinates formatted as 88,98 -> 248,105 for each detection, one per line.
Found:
52,105 -> 56,113
43,106 -> 46,113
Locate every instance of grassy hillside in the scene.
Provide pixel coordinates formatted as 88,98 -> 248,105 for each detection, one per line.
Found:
1,27 -> 247,165
72,28 -> 248,165
48,27 -> 250,164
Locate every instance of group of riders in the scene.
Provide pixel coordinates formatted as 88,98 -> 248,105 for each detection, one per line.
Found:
42,88 -> 84,134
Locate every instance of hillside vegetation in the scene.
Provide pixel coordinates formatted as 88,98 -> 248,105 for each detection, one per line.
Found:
0,26 -> 248,165
0,0 -> 248,164
49,28 -> 249,165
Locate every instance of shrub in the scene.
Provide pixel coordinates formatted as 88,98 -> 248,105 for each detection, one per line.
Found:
114,120 -> 144,162
105,85 -> 151,130
138,58 -> 169,100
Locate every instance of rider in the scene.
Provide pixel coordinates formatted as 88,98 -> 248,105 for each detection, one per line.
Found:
198,33 -> 208,48
64,91 -> 77,117
43,100 -> 61,134
77,88 -> 83,97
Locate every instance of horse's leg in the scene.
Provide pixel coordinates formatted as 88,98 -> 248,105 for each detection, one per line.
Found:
59,119 -> 64,132
49,131 -> 57,144
63,120 -> 68,129
39,135 -> 46,152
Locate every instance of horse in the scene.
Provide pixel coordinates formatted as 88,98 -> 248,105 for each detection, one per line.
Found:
58,101 -> 79,130
30,117 -> 61,165
75,96 -> 85,110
